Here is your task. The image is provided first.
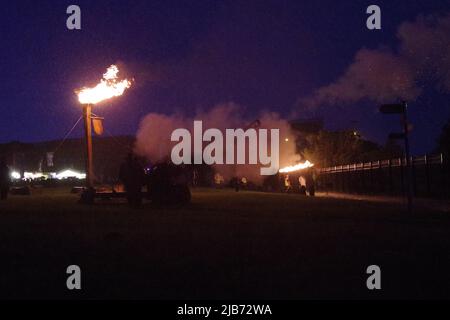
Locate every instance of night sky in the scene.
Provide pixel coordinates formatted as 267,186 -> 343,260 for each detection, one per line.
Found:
1,0 -> 449,154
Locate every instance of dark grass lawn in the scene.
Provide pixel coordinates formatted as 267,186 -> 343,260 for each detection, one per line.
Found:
0,187 -> 449,299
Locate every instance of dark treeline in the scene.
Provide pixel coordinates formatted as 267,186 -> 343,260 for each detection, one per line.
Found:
298,130 -> 403,167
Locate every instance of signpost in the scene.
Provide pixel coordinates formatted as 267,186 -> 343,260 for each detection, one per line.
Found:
380,101 -> 413,214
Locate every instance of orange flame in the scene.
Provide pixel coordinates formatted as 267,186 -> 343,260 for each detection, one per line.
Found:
77,65 -> 132,105
279,160 -> 314,173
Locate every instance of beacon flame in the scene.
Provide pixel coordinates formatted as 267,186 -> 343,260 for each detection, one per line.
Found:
279,160 -> 314,173
77,65 -> 132,105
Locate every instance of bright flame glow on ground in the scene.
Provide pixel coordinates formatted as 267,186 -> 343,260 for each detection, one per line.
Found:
77,65 -> 132,105
279,160 -> 314,173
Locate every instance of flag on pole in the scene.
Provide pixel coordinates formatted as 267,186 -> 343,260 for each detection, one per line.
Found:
92,117 -> 104,135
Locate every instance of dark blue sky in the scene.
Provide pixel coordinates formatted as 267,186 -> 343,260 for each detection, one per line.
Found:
1,0 -> 449,154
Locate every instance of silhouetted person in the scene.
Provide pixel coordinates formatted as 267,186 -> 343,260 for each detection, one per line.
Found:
119,153 -> 145,207
298,176 -> 307,195
0,158 -> 10,200
231,177 -> 240,192
305,170 -> 315,196
284,175 -> 292,193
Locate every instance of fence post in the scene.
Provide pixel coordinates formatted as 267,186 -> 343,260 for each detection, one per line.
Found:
388,159 -> 392,195
411,156 -> 417,197
400,157 -> 405,196
441,153 -> 447,199
424,154 -> 430,196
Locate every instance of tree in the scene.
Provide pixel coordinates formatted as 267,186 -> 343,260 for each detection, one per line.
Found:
301,130 -> 403,167
302,130 -> 362,167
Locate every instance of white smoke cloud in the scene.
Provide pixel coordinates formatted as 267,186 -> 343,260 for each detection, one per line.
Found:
134,103 -> 301,182
300,12 -> 450,109
398,13 -> 450,91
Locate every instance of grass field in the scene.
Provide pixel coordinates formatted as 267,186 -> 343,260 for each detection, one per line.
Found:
0,187 -> 449,299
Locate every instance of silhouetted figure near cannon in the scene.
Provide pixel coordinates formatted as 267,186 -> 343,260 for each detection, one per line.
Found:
231,177 -> 240,192
284,175 -> 292,193
305,170 -> 315,196
119,153 -> 145,207
0,158 -> 10,200
298,176 -> 307,195
146,162 -> 191,205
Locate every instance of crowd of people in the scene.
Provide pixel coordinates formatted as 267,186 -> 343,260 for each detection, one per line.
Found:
0,154 -> 316,204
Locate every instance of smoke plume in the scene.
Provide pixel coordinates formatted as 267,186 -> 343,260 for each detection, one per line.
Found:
300,12 -> 450,109
134,103 -> 301,182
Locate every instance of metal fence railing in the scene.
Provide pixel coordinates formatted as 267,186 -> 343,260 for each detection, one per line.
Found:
317,154 -> 449,198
